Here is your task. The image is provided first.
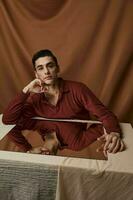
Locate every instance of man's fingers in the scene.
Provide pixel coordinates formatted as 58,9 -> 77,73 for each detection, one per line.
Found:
97,134 -> 106,141
111,139 -> 121,153
41,147 -> 51,155
34,79 -> 42,88
98,132 -> 125,155
103,150 -> 108,158
96,143 -> 108,157
104,136 -> 112,151
41,150 -> 50,155
108,139 -> 125,153
34,78 -> 42,85
108,136 -> 118,153
33,80 -> 45,93
119,140 -> 125,152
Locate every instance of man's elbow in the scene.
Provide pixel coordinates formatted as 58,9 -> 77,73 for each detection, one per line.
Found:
2,114 -> 14,125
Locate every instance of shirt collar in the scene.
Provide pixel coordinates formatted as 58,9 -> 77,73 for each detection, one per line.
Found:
41,77 -> 70,103
58,77 -> 70,94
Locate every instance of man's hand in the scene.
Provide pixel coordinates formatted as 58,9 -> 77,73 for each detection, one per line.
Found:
97,132 -> 125,157
27,146 -> 50,155
27,131 -> 60,155
23,79 -> 44,94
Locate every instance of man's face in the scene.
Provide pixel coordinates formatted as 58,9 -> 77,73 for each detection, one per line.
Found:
35,56 -> 59,85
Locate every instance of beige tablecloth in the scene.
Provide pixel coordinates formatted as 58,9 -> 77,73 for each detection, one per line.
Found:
0,120 -> 133,200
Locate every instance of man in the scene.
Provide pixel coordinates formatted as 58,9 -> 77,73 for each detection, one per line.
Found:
2,49 -> 125,156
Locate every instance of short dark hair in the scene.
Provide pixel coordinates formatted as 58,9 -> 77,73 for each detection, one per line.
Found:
32,49 -> 58,69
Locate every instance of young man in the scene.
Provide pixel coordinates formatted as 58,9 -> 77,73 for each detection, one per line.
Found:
2,49 -> 125,156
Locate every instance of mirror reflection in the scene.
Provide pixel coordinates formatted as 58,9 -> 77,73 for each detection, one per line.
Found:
0,118 -> 107,160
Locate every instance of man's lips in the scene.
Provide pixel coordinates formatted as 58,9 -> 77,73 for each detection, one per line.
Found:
44,76 -> 52,80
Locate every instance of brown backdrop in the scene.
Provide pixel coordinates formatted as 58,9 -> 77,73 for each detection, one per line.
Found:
0,1 -> 133,136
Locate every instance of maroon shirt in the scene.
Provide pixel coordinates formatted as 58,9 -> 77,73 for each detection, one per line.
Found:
2,78 -> 121,151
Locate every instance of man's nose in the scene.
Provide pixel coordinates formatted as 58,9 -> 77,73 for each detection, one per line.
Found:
44,66 -> 49,74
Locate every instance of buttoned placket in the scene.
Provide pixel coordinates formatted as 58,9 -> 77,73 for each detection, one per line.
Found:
41,78 -> 70,113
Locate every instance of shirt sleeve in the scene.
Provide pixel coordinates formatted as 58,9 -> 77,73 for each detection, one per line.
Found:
79,84 -> 122,135
2,91 -> 38,151
2,91 -> 35,125
7,125 -> 32,152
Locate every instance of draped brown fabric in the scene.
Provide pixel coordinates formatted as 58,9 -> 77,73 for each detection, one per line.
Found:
0,0 -> 133,151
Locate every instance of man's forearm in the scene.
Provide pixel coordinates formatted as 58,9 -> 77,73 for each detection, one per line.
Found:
2,91 -> 29,125
100,112 -> 122,136
7,126 -> 32,152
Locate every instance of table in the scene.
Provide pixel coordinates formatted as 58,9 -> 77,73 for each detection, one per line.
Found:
0,123 -> 133,200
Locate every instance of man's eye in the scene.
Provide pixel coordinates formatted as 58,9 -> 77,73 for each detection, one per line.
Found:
38,67 -> 43,70
48,63 -> 55,68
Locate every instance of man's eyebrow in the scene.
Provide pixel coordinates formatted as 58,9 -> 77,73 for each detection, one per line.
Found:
35,65 -> 43,69
36,61 -> 55,69
46,61 -> 55,66
36,65 -> 43,68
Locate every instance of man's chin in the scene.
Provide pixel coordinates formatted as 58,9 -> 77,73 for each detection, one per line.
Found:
42,79 -> 55,85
